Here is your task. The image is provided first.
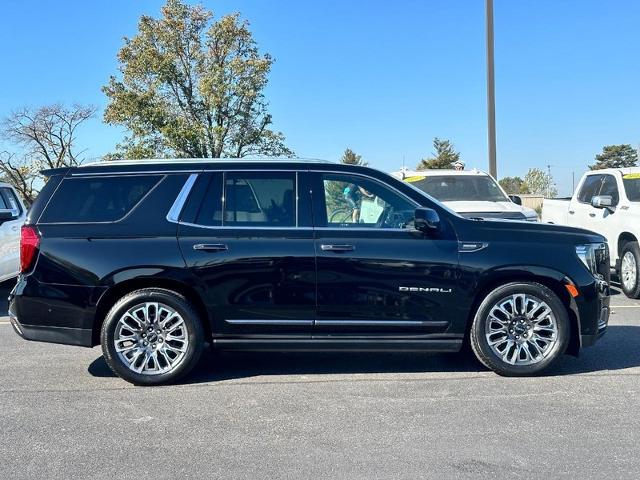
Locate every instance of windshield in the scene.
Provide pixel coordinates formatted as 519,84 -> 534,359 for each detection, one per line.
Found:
407,175 -> 508,202
623,174 -> 640,201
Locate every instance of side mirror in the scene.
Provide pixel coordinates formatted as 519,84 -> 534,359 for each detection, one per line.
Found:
509,195 -> 522,206
414,207 -> 440,233
591,195 -> 613,209
0,209 -> 19,221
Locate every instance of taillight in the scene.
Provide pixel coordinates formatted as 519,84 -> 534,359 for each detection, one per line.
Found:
20,225 -> 40,273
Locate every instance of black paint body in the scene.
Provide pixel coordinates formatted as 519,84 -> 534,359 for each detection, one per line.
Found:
9,161 -> 610,354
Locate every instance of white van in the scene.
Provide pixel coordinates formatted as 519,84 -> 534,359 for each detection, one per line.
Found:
391,169 -> 538,222
0,182 -> 27,282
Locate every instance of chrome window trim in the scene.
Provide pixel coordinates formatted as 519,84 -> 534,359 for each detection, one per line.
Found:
225,319 -> 314,326
166,173 -> 199,223
314,320 -> 449,327
164,168 -> 421,232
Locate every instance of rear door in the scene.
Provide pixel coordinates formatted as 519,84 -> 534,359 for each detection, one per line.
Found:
310,170 -> 460,335
177,170 -> 316,336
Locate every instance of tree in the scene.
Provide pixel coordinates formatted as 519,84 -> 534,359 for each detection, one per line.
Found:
340,148 -> 367,166
524,168 -> 557,197
416,138 -> 460,170
498,176 -> 530,194
0,104 -> 96,203
590,144 -> 638,170
103,0 -> 292,159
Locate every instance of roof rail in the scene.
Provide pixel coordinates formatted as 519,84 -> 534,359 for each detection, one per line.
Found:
80,157 -> 334,167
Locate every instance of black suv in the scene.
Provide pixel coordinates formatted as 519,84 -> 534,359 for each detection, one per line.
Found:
9,159 -> 610,385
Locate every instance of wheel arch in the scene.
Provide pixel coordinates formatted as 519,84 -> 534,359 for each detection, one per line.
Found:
92,277 -> 211,347
464,266 -> 581,356
618,232 -> 638,261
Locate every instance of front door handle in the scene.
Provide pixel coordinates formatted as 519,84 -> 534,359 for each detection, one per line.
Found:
320,244 -> 355,252
569,210 -> 575,215
589,213 -> 596,217
193,243 -> 228,252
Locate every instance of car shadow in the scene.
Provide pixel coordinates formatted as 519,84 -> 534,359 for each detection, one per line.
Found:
0,280 -> 14,317
88,324 -> 640,384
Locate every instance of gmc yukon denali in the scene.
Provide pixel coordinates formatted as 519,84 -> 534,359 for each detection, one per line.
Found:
8,159 -> 610,385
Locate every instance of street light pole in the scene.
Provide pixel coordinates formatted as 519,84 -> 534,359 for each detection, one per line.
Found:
486,0 -> 497,178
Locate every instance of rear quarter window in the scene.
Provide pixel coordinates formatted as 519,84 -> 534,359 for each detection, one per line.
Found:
40,175 -> 161,223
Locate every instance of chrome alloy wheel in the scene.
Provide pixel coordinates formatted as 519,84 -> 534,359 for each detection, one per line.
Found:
485,294 -> 558,366
114,302 -> 189,375
622,251 -> 638,292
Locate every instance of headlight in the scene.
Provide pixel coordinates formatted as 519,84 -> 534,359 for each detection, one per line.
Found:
575,244 -> 598,274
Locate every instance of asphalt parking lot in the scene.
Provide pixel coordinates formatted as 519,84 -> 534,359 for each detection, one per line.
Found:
1,280 -> 639,479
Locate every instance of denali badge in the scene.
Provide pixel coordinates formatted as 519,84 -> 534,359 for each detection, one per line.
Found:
399,286 -> 453,293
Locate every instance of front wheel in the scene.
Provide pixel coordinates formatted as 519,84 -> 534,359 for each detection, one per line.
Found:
101,288 -> 205,386
619,242 -> 640,299
470,282 -> 569,376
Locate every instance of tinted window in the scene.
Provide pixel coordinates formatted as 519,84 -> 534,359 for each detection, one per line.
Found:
599,175 -> 619,206
222,172 -> 296,227
41,175 -> 161,223
0,189 -> 8,209
321,173 -> 416,229
577,175 -> 604,203
1,188 -> 23,213
409,175 -> 507,202
623,176 -> 640,202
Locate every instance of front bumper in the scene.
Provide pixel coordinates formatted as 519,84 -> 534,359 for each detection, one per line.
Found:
574,275 -> 610,348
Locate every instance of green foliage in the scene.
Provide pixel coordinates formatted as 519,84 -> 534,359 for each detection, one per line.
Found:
103,0 -> 292,159
498,176 -> 530,195
590,144 -> 638,170
324,148 -> 367,216
416,138 -> 460,170
524,168 -> 557,197
340,148 -> 367,166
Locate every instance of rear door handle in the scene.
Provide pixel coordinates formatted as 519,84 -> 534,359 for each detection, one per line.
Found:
589,213 -> 596,217
569,210 -> 575,215
320,244 -> 355,252
193,243 -> 228,252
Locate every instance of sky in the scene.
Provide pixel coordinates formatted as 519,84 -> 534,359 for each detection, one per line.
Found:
1,0 -> 639,196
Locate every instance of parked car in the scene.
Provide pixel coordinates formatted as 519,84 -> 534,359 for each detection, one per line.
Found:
542,167 -> 640,298
0,182 -> 27,283
9,159 -> 610,385
391,168 -> 539,221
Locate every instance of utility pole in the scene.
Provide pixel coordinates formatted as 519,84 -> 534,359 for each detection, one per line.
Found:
486,0 -> 497,178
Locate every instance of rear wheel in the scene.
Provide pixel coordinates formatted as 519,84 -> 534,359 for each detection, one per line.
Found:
470,282 -> 569,376
619,242 -> 640,299
101,288 -> 205,386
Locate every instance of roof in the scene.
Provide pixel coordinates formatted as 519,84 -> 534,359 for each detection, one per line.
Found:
80,157 -> 334,168
390,168 -> 491,180
584,167 -> 640,175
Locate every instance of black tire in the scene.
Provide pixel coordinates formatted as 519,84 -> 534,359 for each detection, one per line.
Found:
619,241 -> 640,299
470,282 -> 570,377
101,288 -> 205,386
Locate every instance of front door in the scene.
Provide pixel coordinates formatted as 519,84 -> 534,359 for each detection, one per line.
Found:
177,171 -> 316,336
310,171 -> 460,335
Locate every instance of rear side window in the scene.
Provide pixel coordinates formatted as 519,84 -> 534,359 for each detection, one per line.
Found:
41,175 -> 161,223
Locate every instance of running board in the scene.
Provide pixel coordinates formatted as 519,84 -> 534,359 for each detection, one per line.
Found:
213,338 -> 462,352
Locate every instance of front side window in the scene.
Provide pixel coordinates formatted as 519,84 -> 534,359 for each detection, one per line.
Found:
223,172 -> 296,227
320,173 -> 416,229
598,175 -> 619,206
41,175 -> 161,223
577,175 -> 604,204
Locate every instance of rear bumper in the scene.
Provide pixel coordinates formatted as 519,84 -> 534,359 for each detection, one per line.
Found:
8,275 -> 104,348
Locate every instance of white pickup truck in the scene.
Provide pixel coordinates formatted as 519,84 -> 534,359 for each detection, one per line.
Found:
0,182 -> 27,283
542,167 -> 640,298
